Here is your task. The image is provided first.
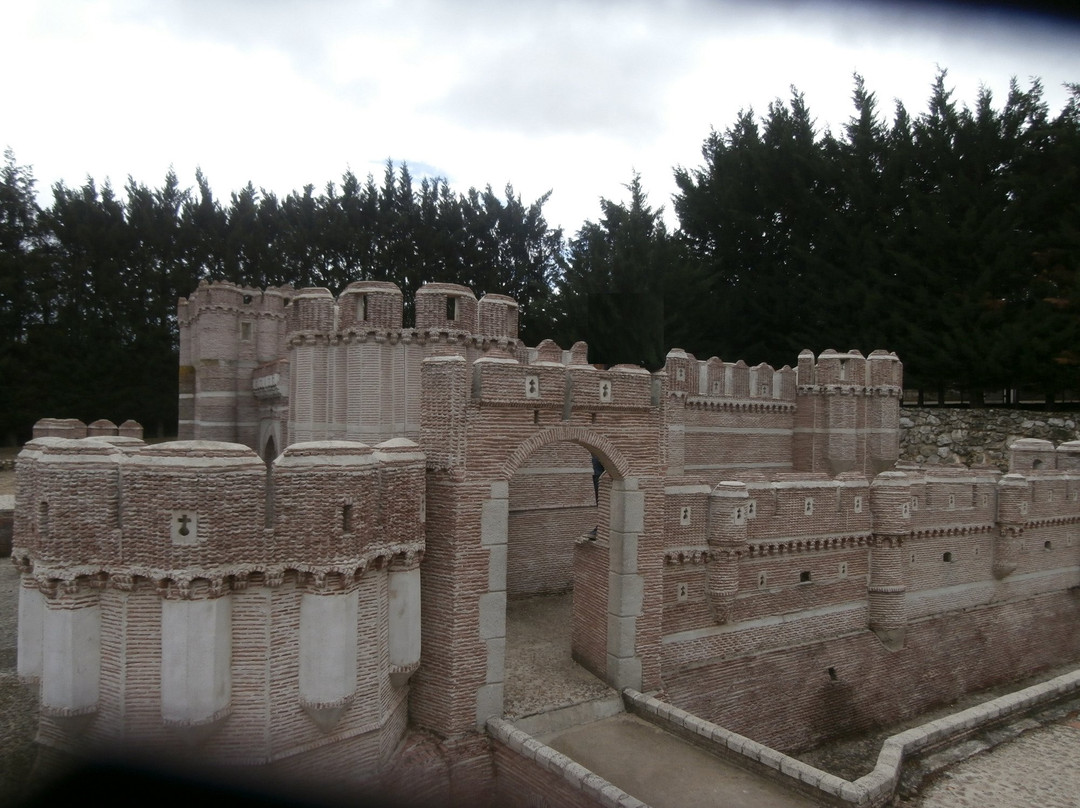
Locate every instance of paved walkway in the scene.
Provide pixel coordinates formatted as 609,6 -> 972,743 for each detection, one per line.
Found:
908,718 -> 1080,808
540,712 -> 819,808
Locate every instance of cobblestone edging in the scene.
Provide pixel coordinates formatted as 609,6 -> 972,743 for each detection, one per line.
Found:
486,717 -> 649,808
900,407 -> 1080,469
623,671 -> 1080,808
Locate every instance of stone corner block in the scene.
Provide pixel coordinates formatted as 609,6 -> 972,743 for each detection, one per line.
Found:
481,497 -> 509,546
478,591 -> 507,639
607,655 -> 642,692
475,682 -> 504,728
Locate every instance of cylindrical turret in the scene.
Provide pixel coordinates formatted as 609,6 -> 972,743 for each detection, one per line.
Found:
415,283 -> 478,332
706,482 -> 750,624
868,471 -> 912,650
478,293 -> 519,339
339,281 -> 404,331
994,473 -> 1030,579
288,287 -> 335,334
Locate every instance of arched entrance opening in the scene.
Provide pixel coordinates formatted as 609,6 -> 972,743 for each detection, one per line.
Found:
475,425 -> 645,726
503,440 -> 612,718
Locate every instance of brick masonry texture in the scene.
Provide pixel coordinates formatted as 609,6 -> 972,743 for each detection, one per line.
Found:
10,281 -> 1080,807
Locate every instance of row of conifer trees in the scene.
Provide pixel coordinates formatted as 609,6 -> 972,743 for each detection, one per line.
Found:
2,70 -> 1078,441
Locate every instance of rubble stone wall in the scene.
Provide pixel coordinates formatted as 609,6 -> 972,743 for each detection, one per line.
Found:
900,407 -> 1080,469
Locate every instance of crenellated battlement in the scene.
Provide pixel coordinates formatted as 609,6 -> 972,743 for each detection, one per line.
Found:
470,352 -> 657,411
663,349 -> 798,406
796,348 -> 903,393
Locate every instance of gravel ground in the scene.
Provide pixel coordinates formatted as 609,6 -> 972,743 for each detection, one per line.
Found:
504,591 -> 616,718
0,563 -> 38,806
905,719 -> 1080,808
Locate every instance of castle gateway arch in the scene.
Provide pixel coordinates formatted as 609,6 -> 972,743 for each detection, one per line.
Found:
411,352 -> 667,737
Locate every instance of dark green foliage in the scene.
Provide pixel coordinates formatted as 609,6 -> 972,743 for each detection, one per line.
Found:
554,173 -> 709,370
673,71 -> 1080,400
0,157 -> 563,442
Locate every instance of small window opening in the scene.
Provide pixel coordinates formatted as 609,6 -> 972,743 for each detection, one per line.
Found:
1033,459 -> 1044,470
853,496 -> 863,514
910,552 -> 916,563
533,410 -> 540,424
799,570 -> 811,583
242,294 -> 253,305
838,562 -> 848,577
1044,540 -> 1052,550
942,552 -> 953,562
358,294 -> 369,321
39,501 -> 49,537
839,359 -> 848,381
680,506 -> 691,526
446,296 -> 458,321
342,503 -> 353,534
828,667 -> 838,681
676,582 -> 689,603
804,498 -> 814,516
758,572 -> 767,589
240,321 -> 252,341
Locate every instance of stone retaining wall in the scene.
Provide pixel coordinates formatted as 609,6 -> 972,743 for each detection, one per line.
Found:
899,408 -> 1080,469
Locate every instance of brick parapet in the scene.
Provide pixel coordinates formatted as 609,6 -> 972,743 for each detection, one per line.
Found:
13,436 -> 425,593
664,349 -> 797,404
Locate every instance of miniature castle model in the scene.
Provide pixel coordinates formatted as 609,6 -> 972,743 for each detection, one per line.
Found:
13,281 -> 1080,805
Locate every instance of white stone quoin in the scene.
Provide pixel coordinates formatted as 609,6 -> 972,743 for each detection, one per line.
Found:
389,565 -> 421,683
17,581 -> 44,682
161,596 -> 232,726
42,598 -> 101,717
299,588 -> 359,730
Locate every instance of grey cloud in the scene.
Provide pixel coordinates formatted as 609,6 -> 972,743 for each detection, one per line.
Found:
427,18 -> 697,140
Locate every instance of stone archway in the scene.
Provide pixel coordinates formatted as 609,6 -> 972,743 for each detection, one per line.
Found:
474,425 -> 645,727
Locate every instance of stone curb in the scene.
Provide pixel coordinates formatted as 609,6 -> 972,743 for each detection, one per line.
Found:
486,717 -> 651,808
623,671 -> 1080,808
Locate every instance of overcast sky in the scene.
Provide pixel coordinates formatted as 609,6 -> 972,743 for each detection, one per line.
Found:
5,0 -> 1080,234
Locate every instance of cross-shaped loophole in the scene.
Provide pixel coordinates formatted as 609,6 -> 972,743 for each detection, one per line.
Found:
177,514 -> 192,537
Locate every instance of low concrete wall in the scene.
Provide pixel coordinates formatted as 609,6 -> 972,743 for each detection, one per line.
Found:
900,408 -> 1080,469
487,717 -> 647,808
